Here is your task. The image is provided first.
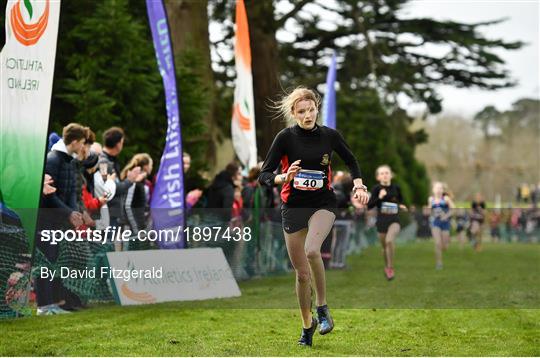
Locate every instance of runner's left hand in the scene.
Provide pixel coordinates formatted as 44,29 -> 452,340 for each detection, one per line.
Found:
354,190 -> 369,205
352,179 -> 369,205
354,189 -> 369,205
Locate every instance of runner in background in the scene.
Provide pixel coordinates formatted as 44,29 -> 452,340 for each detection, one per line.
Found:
429,182 -> 455,269
367,165 -> 406,280
454,208 -> 469,249
470,193 -> 486,252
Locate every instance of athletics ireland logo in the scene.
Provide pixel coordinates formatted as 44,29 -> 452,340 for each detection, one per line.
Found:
120,283 -> 156,304
10,0 -> 50,46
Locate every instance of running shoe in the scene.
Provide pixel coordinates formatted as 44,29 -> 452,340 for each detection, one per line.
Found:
36,306 -> 54,316
436,263 -> 443,270
298,316 -> 317,346
384,267 -> 394,281
387,267 -> 395,280
48,304 -> 72,314
317,304 -> 334,335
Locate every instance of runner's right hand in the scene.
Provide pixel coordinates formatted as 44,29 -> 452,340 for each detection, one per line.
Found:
285,160 -> 302,182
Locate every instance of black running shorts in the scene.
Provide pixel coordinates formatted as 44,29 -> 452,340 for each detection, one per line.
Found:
281,199 -> 336,234
376,214 -> 400,234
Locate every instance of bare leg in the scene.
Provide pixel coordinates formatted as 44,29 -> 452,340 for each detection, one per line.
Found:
476,223 -> 483,251
305,210 -> 336,307
284,228 -> 312,328
458,231 -> 465,249
378,233 -> 388,267
471,221 -> 482,252
384,223 -> 400,268
442,230 -> 451,251
432,226 -> 443,267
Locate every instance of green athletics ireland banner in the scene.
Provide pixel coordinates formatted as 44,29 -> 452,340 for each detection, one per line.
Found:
0,0 -> 61,247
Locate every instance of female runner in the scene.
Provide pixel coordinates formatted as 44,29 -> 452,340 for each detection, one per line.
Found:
259,87 -> 369,346
429,182 -> 455,269
367,165 -> 406,280
470,193 -> 486,252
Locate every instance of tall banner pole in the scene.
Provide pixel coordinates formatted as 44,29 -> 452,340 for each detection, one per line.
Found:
0,0 -> 62,249
231,0 -> 257,170
146,0 -> 185,249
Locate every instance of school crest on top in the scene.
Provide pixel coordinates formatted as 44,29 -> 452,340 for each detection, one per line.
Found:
320,153 -> 330,166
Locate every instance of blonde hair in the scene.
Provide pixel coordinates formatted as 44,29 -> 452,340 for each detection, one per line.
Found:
375,164 -> 392,177
121,153 -> 153,180
432,181 -> 443,190
432,181 -> 452,198
271,86 -> 322,126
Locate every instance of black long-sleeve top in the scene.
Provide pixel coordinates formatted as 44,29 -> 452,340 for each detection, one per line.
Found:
367,183 -> 403,215
99,151 -> 132,218
40,150 -> 78,230
258,124 -> 362,208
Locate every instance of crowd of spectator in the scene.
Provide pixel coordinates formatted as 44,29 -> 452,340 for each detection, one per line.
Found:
37,124 -> 155,314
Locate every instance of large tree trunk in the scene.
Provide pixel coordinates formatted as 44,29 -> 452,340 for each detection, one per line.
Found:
245,0 -> 283,159
164,0 -> 220,168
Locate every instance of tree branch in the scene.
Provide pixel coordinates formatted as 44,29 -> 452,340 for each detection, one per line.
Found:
276,0 -> 312,27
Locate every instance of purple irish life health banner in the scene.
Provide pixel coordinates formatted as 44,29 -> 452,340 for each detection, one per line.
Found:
146,0 -> 185,249
322,51 -> 337,129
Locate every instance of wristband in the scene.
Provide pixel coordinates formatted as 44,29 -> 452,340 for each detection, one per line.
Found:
353,184 -> 368,192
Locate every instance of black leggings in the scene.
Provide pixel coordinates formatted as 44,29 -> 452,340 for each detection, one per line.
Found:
35,234 -> 62,307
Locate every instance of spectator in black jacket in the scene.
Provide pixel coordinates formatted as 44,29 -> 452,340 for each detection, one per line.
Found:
42,124 -> 86,229
37,123 -> 87,315
206,162 -> 240,221
98,127 -> 143,230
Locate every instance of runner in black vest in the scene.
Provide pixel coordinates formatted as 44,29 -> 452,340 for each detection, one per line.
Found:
470,193 -> 486,252
367,165 -> 406,280
259,87 -> 369,346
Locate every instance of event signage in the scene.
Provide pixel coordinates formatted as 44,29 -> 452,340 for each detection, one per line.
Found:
322,52 -> 337,129
231,0 -> 257,169
0,0 -> 61,247
146,0 -> 186,248
106,248 -> 241,306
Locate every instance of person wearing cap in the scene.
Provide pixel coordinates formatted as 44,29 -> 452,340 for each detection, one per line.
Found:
47,132 -> 61,152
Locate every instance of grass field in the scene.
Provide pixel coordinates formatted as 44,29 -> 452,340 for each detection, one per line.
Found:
1,241 -> 538,356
